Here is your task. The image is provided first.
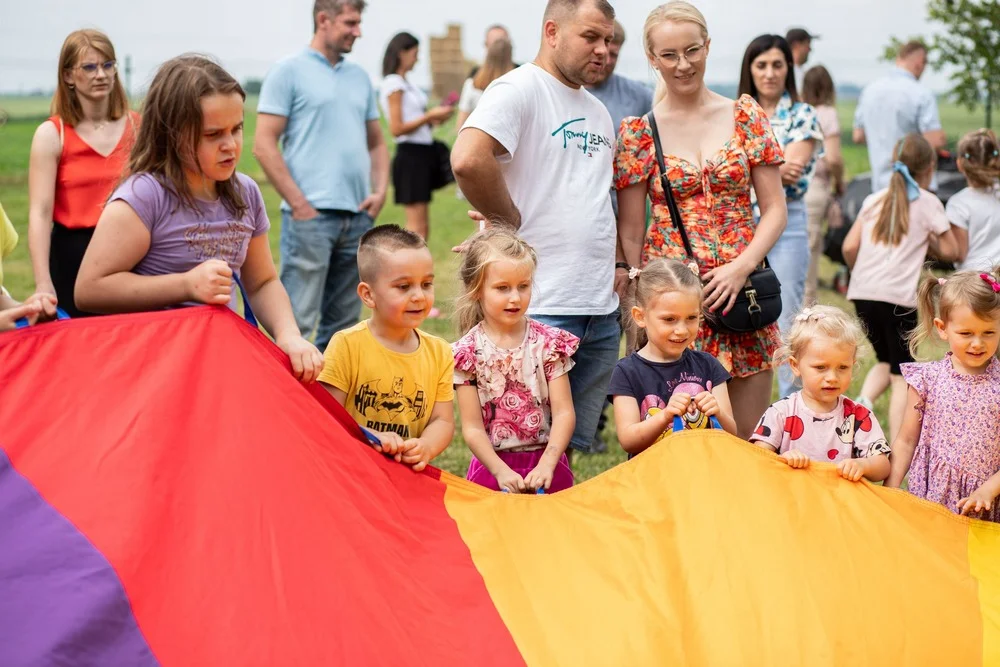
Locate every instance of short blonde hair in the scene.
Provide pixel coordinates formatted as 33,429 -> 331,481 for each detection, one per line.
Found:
773,305 -> 868,366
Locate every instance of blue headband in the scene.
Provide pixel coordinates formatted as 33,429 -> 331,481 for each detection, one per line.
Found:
892,161 -> 921,202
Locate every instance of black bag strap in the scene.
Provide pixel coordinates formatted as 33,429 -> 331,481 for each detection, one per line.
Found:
646,112 -> 695,261
647,112 -> 770,276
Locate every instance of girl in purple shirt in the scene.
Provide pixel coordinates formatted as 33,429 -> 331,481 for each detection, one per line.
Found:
76,55 -> 322,382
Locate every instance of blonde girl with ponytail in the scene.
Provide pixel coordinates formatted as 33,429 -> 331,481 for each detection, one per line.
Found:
841,133 -> 959,440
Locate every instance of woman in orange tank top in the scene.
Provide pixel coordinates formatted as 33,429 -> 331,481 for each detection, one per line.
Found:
28,29 -> 137,317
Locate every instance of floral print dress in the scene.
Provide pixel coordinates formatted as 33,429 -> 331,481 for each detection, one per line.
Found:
901,356 -> 1000,522
614,94 -> 784,377
452,319 -> 580,451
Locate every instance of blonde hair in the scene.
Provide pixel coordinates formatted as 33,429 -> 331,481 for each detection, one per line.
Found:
957,129 -> 1000,190
473,38 -> 514,91
455,227 -> 538,335
910,265 -> 1000,358
871,133 -> 936,247
51,29 -> 129,126
643,1 -> 709,106
626,258 -> 703,350
773,305 -> 867,367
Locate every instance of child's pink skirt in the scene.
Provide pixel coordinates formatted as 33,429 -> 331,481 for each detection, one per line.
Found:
467,449 -> 574,493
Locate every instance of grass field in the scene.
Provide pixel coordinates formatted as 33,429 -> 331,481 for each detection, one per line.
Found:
0,94 -> 986,482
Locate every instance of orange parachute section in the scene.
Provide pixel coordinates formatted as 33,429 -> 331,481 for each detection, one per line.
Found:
0,306 -> 998,666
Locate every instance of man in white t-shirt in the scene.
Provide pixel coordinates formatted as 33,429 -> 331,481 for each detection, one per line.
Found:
451,0 -> 620,455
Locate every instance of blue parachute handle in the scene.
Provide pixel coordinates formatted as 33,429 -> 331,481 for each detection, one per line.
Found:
15,307 -> 71,329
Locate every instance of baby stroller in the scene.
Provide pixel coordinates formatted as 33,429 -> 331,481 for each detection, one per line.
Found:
822,152 -> 967,292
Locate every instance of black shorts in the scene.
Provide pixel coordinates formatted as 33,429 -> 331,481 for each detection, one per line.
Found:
50,221 -> 96,318
852,299 -> 917,374
392,142 -> 435,205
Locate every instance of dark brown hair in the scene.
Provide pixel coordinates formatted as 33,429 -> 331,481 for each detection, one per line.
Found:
125,54 -> 247,219
871,133 -> 935,246
957,129 -> 1000,190
382,32 -> 419,77
51,29 -> 129,126
738,34 -> 798,103
801,65 -> 835,107
357,224 -> 428,284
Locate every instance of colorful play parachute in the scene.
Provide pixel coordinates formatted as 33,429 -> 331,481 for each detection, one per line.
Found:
2,306 -> 1000,666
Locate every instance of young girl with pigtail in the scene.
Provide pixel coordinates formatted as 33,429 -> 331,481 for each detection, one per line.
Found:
610,258 -> 737,458
947,129 -> 1000,272
886,267 -> 1000,521
841,133 -> 959,441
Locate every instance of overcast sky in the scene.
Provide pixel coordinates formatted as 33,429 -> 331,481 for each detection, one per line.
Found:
1,0 -> 949,95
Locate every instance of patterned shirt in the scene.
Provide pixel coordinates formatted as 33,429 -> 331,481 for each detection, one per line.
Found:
756,92 -> 824,212
453,319 -> 579,452
750,393 -> 890,463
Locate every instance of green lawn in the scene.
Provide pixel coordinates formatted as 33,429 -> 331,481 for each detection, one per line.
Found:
0,94 -> 985,481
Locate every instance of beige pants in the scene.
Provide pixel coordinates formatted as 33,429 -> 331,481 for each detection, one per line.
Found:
803,184 -> 833,307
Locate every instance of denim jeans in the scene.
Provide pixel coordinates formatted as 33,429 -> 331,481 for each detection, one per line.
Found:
768,199 -> 809,398
279,210 -> 373,352
533,311 -> 621,452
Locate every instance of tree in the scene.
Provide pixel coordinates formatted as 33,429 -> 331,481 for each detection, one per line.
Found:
885,0 -> 1000,129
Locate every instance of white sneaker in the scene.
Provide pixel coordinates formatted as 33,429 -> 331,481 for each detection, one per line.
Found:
854,395 -> 873,410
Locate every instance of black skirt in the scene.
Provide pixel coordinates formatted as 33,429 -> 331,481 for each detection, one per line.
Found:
50,221 -> 96,318
392,142 -> 436,205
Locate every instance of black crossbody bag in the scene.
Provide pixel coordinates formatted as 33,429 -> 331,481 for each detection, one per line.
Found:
646,112 -> 782,334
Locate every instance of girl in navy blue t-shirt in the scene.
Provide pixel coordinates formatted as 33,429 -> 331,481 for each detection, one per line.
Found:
610,259 -> 736,457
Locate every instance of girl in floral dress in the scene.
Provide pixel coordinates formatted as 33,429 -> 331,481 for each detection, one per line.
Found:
886,267 -> 1000,522
615,2 -> 789,439
452,229 -> 578,494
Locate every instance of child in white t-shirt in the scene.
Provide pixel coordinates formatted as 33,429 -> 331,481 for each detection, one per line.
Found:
841,133 -> 959,441
947,129 -> 1000,272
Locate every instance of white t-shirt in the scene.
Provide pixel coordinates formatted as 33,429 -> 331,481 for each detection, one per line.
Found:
946,185 -> 1000,272
458,77 -> 483,115
462,64 -> 617,316
379,74 -> 431,145
846,188 -> 951,308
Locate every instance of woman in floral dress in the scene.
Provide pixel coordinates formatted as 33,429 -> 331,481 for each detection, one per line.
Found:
614,2 -> 788,439
738,34 -> 823,398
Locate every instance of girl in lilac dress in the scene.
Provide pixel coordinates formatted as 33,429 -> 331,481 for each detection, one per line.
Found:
453,229 -> 579,494
886,266 -> 1000,521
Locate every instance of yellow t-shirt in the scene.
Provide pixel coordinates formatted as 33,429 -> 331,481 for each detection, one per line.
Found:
318,321 -> 455,439
0,202 -> 17,290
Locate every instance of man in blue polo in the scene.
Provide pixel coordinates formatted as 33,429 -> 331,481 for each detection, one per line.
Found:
853,40 -> 946,192
255,0 -> 389,352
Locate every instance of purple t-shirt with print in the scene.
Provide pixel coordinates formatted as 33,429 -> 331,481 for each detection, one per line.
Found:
110,172 -> 270,309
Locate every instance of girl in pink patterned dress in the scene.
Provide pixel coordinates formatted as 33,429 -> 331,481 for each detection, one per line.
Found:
886,267 -> 1000,521
453,229 -> 579,493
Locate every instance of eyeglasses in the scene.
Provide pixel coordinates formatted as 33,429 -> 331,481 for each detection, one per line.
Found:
75,60 -> 117,76
657,44 -> 706,67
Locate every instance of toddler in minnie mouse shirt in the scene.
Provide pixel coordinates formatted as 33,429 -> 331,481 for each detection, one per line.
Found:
750,306 -> 891,483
